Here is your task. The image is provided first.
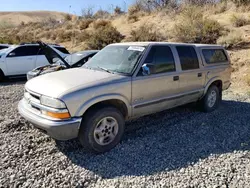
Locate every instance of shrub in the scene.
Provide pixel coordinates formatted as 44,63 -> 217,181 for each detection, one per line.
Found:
217,31 -> 244,48
81,7 -> 94,19
93,10 -> 110,19
213,2 -> 228,14
173,6 -> 223,44
57,30 -> 72,42
114,6 -> 123,15
64,14 -> 72,21
92,19 -> 111,29
79,19 -> 93,30
128,14 -> 139,22
129,24 -> 164,41
86,24 -> 124,49
230,15 -> 250,27
76,31 -> 90,42
65,24 -> 72,30
231,0 -> 250,6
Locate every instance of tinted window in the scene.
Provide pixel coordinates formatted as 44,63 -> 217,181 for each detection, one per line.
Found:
143,45 -> 175,74
202,49 -> 228,64
0,46 -> 8,50
55,47 -> 70,54
7,46 -> 40,57
176,46 -> 199,70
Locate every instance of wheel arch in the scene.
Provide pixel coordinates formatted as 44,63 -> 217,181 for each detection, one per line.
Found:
75,95 -> 131,119
203,77 -> 223,97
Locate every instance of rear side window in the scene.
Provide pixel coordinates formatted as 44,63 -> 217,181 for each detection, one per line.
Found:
202,49 -> 228,64
55,47 -> 70,54
176,46 -> 199,70
143,45 -> 176,74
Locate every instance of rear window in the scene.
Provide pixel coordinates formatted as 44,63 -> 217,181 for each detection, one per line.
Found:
54,47 -> 70,54
202,49 -> 228,64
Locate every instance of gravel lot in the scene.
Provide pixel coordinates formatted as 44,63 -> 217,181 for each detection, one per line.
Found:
1,80 -> 250,188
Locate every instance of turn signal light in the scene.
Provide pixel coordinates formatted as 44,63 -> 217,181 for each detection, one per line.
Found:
46,111 -> 71,119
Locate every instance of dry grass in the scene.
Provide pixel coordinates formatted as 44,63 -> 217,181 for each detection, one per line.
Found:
129,24 -> 164,42
230,14 -> 250,27
172,6 -> 223,44
217,31 -> 244,48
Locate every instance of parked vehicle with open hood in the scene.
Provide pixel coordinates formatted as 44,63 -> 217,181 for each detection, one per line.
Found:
27,42 -> 99,80
18,42 -> 232,153
0,42 -> 69,81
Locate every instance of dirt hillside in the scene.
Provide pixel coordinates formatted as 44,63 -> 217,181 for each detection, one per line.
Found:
0,11 -> 67,25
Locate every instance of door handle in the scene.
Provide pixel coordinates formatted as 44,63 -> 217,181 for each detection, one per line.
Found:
173,76 -> 179,81
198,73 -> 202,77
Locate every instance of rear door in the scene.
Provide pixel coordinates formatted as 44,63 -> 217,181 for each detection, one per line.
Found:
175,45 -> 204,104
132,45 -> 180,117
5,46 -> 38,75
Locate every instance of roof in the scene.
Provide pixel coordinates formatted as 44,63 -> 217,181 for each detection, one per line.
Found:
110,42 -> 222,48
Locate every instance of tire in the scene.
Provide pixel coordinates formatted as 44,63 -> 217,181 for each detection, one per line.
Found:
199,85 -> 221,112
0,69 -> 5,82
78,106 -> 125,154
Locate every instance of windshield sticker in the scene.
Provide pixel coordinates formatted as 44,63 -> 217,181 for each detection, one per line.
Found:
127,46 -> 145,52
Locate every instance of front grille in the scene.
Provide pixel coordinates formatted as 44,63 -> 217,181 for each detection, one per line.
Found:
24,91 -> 42,113
30,93 -> 40,100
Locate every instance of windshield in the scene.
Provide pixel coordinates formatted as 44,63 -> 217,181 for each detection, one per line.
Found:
83,45 -> 145,74
0,48 -> 9,56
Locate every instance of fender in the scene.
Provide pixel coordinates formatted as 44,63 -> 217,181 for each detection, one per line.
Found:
75,93 -> 132,117
0,57 -> 7,76
202,76 -> 222,97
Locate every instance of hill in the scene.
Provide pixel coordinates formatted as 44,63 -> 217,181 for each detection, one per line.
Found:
0,11 -> 67,25
0,1 -> 250,94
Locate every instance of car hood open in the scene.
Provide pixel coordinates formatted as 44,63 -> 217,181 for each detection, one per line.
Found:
25,68 -> 124,98
38,41 -> 71,68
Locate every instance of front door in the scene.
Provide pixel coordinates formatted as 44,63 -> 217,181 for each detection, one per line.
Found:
132,45 -> 180,117
5,46 -> 38,75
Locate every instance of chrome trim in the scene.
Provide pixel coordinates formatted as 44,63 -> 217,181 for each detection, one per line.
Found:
21,98 -> 69,121
30,101 -> 68,113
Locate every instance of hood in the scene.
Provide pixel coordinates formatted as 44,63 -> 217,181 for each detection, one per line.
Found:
37,41 -> 71,68
25,68 -> 123,98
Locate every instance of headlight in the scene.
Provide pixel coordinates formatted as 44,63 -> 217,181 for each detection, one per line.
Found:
40,95 -> 66,109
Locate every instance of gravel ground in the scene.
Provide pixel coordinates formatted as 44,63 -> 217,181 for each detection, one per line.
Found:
1,80 -> 250,188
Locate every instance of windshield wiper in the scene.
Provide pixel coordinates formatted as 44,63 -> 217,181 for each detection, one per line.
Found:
97,66 -> 113,74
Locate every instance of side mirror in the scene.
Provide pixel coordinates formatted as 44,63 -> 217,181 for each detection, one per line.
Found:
8,52 -> 15,57
142,63 -> 155,76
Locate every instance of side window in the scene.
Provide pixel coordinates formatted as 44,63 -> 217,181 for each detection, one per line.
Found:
142,45 -> 175,75
202,49 -> 228,64
0,46 -> 8,50
7,46 -> 40,57
176,46 -> 199,71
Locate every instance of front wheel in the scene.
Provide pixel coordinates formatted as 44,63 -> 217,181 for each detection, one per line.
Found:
199,85 -> 221,112
78,107 -> 125,153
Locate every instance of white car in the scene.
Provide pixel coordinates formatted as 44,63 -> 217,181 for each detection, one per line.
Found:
0,44 -> 10,50
0,43 -> 69,81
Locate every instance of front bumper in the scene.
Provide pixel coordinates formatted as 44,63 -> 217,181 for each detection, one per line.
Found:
18,99 -> 82,140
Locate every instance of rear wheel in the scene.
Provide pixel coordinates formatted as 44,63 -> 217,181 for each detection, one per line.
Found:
0,70 -> 5,82
199,85 -> 221,112
78,106 -> 125,153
